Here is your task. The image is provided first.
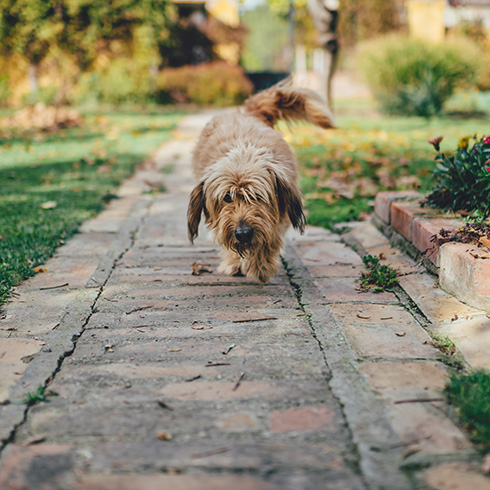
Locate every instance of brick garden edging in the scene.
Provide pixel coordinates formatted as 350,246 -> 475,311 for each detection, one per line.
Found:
373,191 -> 490,311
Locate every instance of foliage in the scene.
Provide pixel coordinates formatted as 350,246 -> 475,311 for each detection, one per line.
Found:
287,103 -> 486,229
0,0 -> 60,66
425,135 -> 490,218
0,108 -> 182,305
358,35 -> 482,116
448,19 -> 490,91
359,254 -> 398,291
241,4 -> 289,72
445,370 -> 490,450
0,0 -> 173,102
157,62 -> 253,106
77,59 -> 154,106
337,0 -> 399,47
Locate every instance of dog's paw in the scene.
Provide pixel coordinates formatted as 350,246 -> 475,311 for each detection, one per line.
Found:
218,262 -> 242,277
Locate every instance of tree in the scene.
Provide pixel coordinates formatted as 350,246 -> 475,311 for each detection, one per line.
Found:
307,0 -> 339,104
0,0 -> 172,99
0,0 -> 62,92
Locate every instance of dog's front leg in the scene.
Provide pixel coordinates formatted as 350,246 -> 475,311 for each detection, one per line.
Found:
244,246 -> 281,284
218,249 -> 244,277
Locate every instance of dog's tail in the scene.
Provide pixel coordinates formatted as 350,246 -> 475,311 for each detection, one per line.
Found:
243,81 -> 335,129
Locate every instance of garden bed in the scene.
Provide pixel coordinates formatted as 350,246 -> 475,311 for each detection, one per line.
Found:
373,191 -> 490,311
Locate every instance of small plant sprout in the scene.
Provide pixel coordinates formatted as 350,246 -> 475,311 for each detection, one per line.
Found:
359,254 -> 399,292
17,385 -> 58,406
432,334 -> 456,357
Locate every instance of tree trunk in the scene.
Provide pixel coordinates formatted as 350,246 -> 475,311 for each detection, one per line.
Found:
307,0 -> 339,106
28,63 -> 39,94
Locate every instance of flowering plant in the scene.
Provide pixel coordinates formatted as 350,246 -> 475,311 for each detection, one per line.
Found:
425,135 -> 490,219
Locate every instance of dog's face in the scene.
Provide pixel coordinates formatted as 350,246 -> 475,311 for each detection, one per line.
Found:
188,144 -> 305,255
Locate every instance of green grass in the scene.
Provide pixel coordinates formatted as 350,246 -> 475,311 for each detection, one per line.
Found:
445,370 -> 490,451
14,385 -> 57,406
284,97 -> 489,229
0,107 -> 183,306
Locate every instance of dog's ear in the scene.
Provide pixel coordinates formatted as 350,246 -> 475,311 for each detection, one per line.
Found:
274,175 -> 306,234
187,181 -> 206,243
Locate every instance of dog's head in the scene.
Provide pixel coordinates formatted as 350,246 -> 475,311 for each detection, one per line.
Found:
187,144 -> 305,253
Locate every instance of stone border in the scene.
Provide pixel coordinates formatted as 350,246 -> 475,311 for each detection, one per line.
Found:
374,191 -> 490,311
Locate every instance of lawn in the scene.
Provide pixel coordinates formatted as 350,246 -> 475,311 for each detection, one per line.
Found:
284,98 -> 489,229
0,107 -> 183,305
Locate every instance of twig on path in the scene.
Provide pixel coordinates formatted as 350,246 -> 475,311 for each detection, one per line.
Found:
39,283 -> 69,290
185,375 -> 202,382
232,372 -> 245,391
125,306 -> 152,315
157,400 -> 174,411
222,344 -> 235,355
205,362 -> 231,367
232,317 -> 278,324
394,398 -> 444,404
191,446 -> 230,459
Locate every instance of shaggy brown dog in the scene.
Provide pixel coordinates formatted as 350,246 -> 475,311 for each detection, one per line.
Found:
187,83 -> 334,283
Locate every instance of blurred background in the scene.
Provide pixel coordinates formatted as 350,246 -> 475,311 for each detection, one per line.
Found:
0,0 -> 489,111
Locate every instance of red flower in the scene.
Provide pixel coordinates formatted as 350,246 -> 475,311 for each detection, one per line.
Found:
483,136 -> 490,144
428,135 -> 444,152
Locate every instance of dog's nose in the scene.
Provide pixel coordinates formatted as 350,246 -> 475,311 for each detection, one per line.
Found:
235,225 -> 253,243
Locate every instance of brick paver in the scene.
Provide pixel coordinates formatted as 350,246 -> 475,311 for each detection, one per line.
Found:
1,112 -> 489,489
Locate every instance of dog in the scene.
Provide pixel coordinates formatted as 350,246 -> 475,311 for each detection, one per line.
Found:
187,82 -> 334,283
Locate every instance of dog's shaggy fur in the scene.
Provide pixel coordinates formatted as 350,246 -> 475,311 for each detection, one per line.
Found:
187,84 -> 334,283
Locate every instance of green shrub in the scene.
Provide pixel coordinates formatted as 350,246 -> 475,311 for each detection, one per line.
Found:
157,62 -> 253,107
425,135 -> 490,218
77,58 -> 154,105
359,35 -> 482,116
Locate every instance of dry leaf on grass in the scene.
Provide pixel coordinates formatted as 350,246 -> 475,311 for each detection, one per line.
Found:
40,201 -> 57,209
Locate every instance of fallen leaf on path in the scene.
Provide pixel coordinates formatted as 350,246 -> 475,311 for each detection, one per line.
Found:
191,324 -> 213,330
356,314 -> 370,319
168,348 -> 182,353
192,262 -> 213,275
451,314 -> 458,322
156,432 -> 172,440
104,344 -> 114,353
33,267 -> 47,273
395,332 -> 406,337
380,317 -> 393,320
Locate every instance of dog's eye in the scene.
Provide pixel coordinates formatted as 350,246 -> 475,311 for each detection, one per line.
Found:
223,194 -> 233,203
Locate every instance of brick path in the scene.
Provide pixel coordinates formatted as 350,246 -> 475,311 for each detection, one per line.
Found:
1,113 -> 489,490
